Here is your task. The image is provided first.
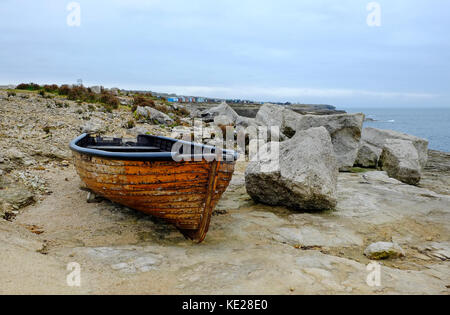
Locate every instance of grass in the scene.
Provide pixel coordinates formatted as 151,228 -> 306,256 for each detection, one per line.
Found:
125,120 -> 136,129
349,167 -> 371,173
6,88 -> 35,94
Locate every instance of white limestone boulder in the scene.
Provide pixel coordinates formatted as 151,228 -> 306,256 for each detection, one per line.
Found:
245,127 -> 338,211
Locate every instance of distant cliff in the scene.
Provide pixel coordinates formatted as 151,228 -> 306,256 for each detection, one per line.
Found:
195,103 -> 345,118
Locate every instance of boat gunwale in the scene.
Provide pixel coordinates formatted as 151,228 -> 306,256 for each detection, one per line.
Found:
70,133 -> 239,162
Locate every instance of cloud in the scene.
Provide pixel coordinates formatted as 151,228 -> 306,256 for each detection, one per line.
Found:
0,0 -> 448,107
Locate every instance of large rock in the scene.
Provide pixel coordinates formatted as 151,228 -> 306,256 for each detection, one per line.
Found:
213,115 -> 235,128
285,113 -> 365,170
255,103 -> 288,132
235,116 -> 257,129
201,102 -> 239,123
117,96 -> 131,106
213,115 -> 235,138
245,127 -> 338,211
380,139 -> 422,185
0,177 -> 35,214
90,86 -> 102,94
255,104 -> 364,170
361,127 -> 429,168
135,106 -> 174,125
355,141 -> 382,168
81,118 -> 105,134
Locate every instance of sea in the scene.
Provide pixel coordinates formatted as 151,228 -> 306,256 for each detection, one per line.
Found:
344,107 -> 450,153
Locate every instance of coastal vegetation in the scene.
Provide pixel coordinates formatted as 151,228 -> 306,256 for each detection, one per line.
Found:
11,83 -> 190,128
15,82 -> 121,112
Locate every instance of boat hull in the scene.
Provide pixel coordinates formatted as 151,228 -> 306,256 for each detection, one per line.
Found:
72,151 -> 235,242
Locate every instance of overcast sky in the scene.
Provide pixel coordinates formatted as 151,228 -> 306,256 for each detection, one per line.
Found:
1,0 -> 449,107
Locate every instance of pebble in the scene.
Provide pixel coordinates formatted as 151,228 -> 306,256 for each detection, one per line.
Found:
364,242 -> 405,260
87,191 -> 103,203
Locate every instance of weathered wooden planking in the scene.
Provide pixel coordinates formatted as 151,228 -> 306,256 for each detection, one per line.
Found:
73,152 -> 235,242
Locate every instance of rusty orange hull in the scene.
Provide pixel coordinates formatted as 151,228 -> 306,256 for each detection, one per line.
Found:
70,134 -> 237,243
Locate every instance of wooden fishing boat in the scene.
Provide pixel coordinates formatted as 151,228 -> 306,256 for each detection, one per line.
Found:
70,133 -> 238,243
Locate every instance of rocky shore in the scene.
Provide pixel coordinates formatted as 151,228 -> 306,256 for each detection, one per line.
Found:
0,89 -> 449,294
197,102 -> 345,118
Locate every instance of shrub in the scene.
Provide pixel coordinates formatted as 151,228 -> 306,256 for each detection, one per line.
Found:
7,91 -> 16,97
126,120 -> 136,129
99,92 -> 120,109
67,85 -> 88,101
155,104 -> 169,114
16,83 -> 41,91
173,117 -> 182,126
58,84 -> 120,110
43,84 -> 59,93
133,96 -> 155,107
175,106 -> 190,117
132,95 -> 157,113
58,85 -> 71,95
84,91 -> 98,103
39,90 -> 46,97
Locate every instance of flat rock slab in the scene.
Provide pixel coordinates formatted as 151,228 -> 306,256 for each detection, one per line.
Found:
273,225 -> 364,248
81,246 -> 164,274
